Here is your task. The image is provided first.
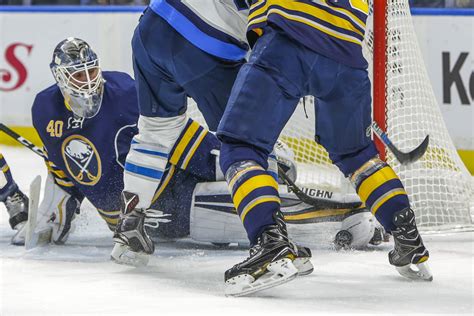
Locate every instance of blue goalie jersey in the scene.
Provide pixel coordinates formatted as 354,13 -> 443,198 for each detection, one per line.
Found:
32,71 -> 139,214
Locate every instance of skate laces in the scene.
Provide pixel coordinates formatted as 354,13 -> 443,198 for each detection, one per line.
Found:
249,244 -> 261,257
144,209 -> 171,229
394,209 -> 417,237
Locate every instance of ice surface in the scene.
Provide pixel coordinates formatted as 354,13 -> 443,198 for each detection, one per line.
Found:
0,147 -> 472,315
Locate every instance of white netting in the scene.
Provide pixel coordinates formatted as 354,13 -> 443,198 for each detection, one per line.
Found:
371,0 -> 472,229
188,0 -> 473,230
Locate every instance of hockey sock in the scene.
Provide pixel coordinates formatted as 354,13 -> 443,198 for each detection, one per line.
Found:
96,209 -> 120,231
225,160 -> 280,245
168,119 -> 220,181
350,157 -> 410,232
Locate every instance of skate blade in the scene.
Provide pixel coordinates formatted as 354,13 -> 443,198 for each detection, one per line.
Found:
224,258 -> 298,297
293,257 -> 314,276
396,262 -> 433,282
110,243 -> 150,267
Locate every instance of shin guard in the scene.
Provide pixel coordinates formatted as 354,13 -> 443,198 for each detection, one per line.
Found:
350,157 -> 410,232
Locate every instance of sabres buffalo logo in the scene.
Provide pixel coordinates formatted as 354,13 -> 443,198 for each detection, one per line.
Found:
61,135 -> 101,186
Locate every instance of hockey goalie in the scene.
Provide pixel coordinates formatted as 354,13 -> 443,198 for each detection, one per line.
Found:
0,39 -> 384,260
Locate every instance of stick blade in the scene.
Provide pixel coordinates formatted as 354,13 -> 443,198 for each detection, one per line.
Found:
389,135 -> 430,165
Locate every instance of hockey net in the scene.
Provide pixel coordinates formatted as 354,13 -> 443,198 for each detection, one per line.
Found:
188,0 -> 473,231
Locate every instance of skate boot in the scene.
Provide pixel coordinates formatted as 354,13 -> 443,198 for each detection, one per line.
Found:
224,212 -> 299,296
4,189 -> 29,245
389,208 -> 432,281
294,245 -> 314,276
111,192 -> 154,267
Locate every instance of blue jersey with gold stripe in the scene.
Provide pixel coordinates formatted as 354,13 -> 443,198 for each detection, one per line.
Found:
149,0 -> 249,61
32,72 -> 139,213
247,0 -> 369,69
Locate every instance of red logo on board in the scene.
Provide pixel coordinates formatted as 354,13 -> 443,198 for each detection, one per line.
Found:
0,43 -> 33,92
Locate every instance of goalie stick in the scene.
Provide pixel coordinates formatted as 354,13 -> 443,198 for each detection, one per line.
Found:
372,121 -> 429,165
0,125 -> 53,248
24,175 -> 52,250
0,123 -> 46,158
277,165 -> 362,210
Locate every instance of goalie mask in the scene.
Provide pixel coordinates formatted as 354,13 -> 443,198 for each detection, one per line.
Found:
50,38 -> 105,119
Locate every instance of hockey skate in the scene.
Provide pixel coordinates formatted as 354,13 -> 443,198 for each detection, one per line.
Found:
111,192 -> 154,267
224,212 -> 299,297
389,208 -> 433,281
4,189 -> 29,245
294,245 -> 314,276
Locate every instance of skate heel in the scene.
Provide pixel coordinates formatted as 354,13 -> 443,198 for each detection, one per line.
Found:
293,246 -> 314,276
293,257 -> 314,276
396,261 -> 433,282
111,243 -> 150,267
225,258 -> 298,297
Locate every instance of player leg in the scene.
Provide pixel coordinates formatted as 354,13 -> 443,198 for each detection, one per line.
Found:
0,153 -> 28,244
216,27 -> 315,296
311,57 -> 431,281
113,10 -> 234,265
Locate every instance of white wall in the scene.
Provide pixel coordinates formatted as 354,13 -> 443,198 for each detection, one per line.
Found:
0,10 -> 472,150
0,11 -> 139,126
413,16 -> 473,150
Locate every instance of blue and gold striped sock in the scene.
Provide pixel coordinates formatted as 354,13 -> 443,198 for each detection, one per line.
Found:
351,158 -> 410,232
226,161 -> 280,244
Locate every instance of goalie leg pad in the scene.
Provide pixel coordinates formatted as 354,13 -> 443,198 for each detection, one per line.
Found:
190,181 -> 249,245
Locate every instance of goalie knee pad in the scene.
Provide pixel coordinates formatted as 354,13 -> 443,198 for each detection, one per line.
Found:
334,211 -> 376,249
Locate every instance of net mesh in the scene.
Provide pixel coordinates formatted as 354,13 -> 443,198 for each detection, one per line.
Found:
188,0 -> 473,230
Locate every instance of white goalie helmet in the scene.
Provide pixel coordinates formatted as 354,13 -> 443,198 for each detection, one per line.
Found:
50,37 -> 105,118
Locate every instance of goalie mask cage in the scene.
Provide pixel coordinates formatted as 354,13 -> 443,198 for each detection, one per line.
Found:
188,0 -> 473,231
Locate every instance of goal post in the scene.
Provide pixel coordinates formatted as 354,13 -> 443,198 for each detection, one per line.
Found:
369,0 -> 473,230
373,0 -> 387,161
